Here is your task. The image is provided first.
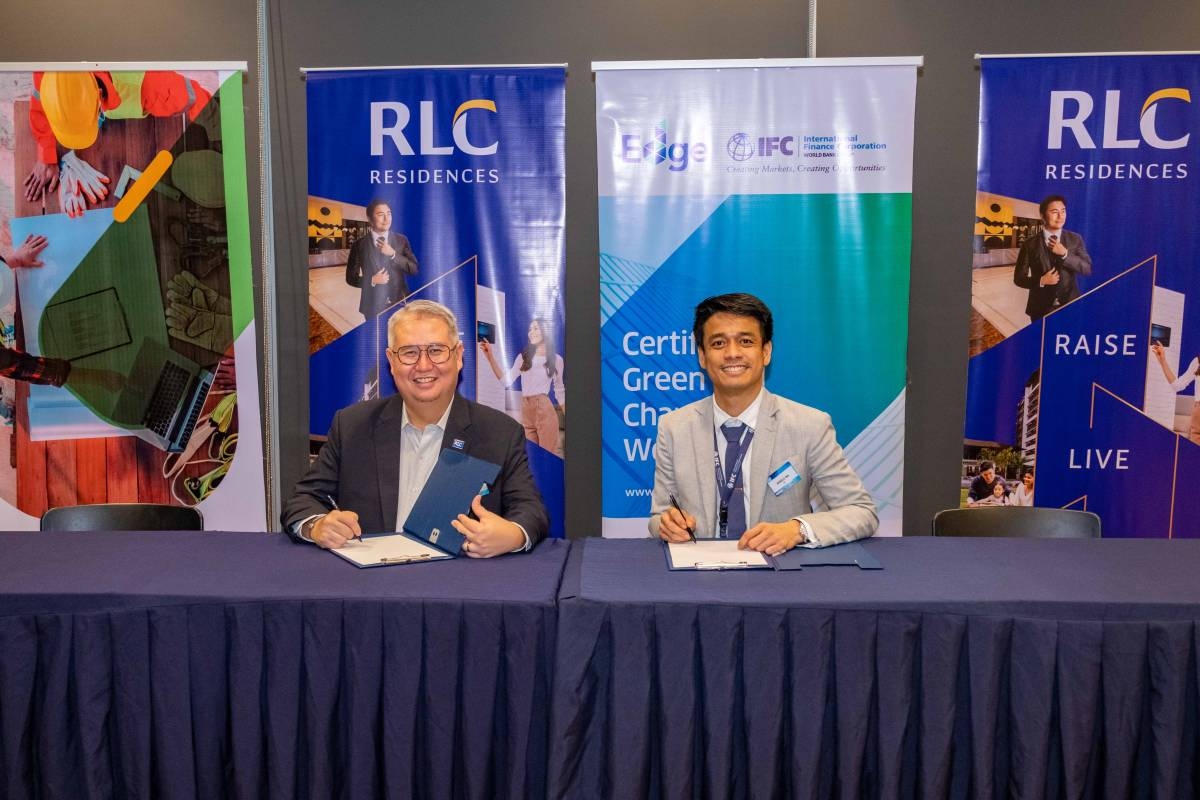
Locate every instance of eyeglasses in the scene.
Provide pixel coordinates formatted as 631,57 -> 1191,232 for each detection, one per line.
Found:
388,343 -> 456,365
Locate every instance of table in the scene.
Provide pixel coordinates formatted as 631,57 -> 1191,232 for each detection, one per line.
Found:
0,532 -> 569,800
549,538 -> 1200,799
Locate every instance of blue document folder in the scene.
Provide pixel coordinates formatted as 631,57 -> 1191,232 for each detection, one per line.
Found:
402,448 -> 501,556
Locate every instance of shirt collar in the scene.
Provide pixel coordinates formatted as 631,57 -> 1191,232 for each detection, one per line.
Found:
401,399 -> 454,435
712,387 -> 765,432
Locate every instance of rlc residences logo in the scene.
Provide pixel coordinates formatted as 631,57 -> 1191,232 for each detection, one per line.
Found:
370,99 -> 499,156
1048,87 -> 1191,149
621,122 -> 707,171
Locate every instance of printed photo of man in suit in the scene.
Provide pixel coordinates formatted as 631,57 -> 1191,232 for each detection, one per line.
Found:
345,198 -> 419,319
1012,194 -> 1092,321
649,292 -> 877,555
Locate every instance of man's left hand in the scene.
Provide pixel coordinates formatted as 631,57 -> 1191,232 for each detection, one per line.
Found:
375,237 -> 397,258
739,519 -> 804,556
453,493 -> 525,558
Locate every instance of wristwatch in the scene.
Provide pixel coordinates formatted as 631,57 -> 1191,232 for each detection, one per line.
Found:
301,514 -> 325,541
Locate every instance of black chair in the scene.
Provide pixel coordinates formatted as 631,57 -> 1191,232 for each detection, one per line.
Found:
40,503 -> 204,532
932,506 -> 1100,538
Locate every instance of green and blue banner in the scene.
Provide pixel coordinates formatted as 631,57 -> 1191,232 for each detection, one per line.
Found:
596,58 -> 918,537
0,63 -> 263,529
967,54 -> 1200,537
306,66 -> 567,537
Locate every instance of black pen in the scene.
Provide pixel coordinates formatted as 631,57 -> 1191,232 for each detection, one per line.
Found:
325,494 -> 361,542
668,493 -> 697,543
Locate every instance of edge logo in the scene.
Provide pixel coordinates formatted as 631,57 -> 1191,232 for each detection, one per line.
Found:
370,99 -> 499,156
621,123 -> 706,171
1048,88 -> 1191,150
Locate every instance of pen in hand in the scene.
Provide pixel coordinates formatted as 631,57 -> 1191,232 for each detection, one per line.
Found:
668,493 -> 697,543
325,494 -> 361,542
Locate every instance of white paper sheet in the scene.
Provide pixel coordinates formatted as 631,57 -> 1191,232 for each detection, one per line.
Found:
330,533 -> 451,568
666,540 -> 770,570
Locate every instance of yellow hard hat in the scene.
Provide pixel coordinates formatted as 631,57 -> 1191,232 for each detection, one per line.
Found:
40,72 -> 101,151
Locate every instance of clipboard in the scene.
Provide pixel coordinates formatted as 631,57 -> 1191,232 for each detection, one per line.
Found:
330,531 -> 454,568
402,447 -> 501,556
664,540 -> 773,571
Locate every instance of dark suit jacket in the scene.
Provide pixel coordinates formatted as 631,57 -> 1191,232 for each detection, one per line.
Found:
345,232 -> 419,318
282,394 -> 549,546
1012,229 -> 1092,320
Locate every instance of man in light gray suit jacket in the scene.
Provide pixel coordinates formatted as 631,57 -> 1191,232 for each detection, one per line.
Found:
650,293 -> 877,554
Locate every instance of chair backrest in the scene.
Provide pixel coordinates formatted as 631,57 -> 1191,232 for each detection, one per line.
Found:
932,507 -> 1101,538
41,503 -> 204,532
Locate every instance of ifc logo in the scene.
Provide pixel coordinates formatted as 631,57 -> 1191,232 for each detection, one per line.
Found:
727,133 -> 755,161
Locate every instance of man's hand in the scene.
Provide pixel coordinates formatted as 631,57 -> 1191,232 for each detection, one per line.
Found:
376,237 -> 397,259
6,234 -> 48,268
1049,238 -> 1068,258
739,519 -> 804,556
657,504 -> 696,543
311,510 -> 361,549
1039,268 -> 1061,287
370,269 -> 391,286
24,162 -> 60,202
452,494 -> 525,557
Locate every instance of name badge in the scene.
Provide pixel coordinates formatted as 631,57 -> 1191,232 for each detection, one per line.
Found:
767,461 -> 801,496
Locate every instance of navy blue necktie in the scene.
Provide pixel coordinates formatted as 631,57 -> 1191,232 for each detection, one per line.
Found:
721,422 -> 748,539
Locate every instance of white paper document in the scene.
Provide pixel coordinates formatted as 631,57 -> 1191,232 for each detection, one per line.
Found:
330,533 -> 453,568
666,540 -> 771,570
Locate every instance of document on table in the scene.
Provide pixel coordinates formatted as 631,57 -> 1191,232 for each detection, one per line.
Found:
330,533 -> 454,568
665,540 -> 772,570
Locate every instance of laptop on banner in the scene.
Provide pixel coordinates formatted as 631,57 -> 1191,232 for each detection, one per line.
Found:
110,337 -> 214,453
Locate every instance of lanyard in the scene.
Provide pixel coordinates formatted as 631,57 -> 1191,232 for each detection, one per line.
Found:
713,424 -> 754,533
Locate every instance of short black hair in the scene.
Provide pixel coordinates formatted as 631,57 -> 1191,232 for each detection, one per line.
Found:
366,197 -> 391,218
693,293 -> 773,349
1038,194 -> 1066,218
978,460 -> 995,473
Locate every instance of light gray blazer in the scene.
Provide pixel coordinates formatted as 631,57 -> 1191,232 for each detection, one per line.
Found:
648,389 -> 877,546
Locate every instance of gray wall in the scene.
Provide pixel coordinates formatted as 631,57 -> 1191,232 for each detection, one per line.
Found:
10,0 -> 1200,534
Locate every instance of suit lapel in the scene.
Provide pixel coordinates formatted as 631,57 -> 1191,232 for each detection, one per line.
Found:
748,390 -> 778,525
441,395 -> 473,452
375,396 -> 405,530
690,400 -> 717,536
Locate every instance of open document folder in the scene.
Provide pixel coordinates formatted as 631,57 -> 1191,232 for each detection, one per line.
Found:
664,539 -> 883,571
331,447 -> 502,568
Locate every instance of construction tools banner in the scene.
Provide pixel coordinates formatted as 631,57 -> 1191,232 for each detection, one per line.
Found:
0,64 -> 264,529
965,54 -> 1200,536
305,67 -> 567,537
595,59 -> 918,537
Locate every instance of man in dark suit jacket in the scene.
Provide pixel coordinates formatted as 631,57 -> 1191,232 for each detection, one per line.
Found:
282,300 -> 548,556
1013,194 -> 1092,321
345,198 -> 419,319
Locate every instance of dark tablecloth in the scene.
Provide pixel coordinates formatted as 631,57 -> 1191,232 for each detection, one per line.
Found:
549,537 -> 1200,799
0,531 -> 569,800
